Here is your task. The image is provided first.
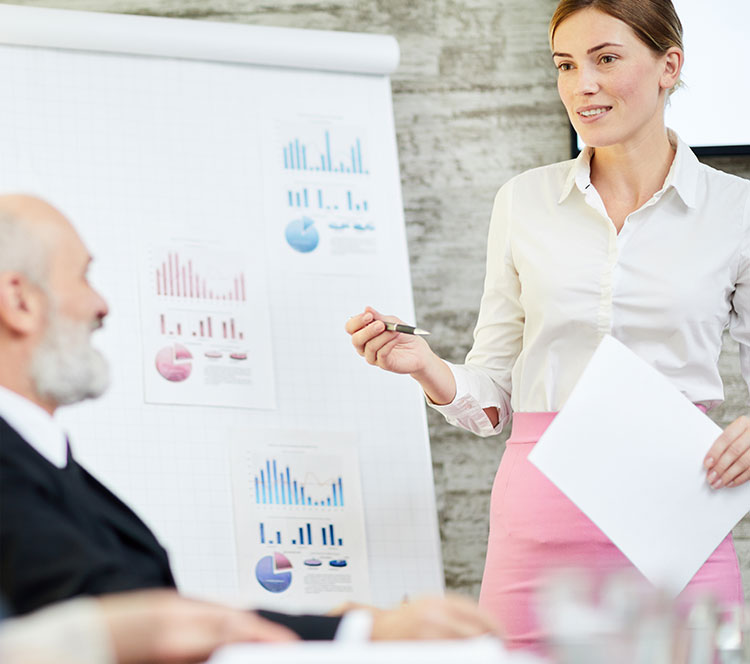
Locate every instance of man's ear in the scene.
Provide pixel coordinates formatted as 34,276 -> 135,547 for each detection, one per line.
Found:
0,272 -> 46,335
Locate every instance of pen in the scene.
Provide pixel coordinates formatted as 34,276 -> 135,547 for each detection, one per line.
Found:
384,322 -> 431,336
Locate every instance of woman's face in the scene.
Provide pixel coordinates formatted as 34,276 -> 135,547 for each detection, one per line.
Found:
552,8 -> 680,151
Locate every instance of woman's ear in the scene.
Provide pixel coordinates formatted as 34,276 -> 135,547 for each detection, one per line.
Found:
660,47 -> 683,91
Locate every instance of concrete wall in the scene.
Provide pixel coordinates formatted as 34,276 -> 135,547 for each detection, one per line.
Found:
6,0 -> 750,599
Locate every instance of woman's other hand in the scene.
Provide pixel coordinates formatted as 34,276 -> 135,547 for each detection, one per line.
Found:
703,415 -> 750,489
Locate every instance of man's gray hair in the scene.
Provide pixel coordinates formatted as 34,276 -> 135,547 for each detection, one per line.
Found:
0,210 -> 50,287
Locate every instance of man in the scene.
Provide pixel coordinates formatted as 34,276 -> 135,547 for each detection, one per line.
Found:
0,195 -> 499,647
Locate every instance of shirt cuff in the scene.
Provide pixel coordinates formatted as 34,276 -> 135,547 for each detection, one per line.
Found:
334,609 -> 373,641
423,361 -> 469,409
427,361 -> 487,418
426,362 -> 507,437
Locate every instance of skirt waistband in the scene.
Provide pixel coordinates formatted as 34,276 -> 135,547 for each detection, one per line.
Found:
508,404 -> 709,445
507,412 -> 557,444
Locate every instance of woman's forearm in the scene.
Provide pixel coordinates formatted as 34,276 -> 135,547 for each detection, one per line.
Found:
410,353 -> 458,406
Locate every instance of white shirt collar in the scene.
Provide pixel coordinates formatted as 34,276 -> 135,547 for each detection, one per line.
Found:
558,129 -> 700,209
0,386 -> 68,468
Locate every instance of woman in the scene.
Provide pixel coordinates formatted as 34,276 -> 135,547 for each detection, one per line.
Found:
346,0 -> 750,652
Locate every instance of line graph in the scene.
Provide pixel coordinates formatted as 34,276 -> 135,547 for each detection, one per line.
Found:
254,457 -> 344,508
154,250 -> 247,302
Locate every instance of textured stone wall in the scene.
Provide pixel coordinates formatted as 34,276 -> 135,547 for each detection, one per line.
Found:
6,0 -> 750,599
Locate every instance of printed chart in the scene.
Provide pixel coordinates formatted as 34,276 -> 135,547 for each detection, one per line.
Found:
140,242 -> 275,409
265,119 -> 380,273
230,431 -> 370,611
282,128 -> 369,175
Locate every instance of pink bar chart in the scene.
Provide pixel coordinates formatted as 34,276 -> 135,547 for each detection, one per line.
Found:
158,312 -> 245,340
155,251 -> 247,302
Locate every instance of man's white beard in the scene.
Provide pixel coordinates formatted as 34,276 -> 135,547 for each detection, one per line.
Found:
30,308 -> 110,406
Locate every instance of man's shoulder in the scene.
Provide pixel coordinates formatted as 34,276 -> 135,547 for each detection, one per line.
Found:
0,416 -> 37,462
0,418 -> 60,494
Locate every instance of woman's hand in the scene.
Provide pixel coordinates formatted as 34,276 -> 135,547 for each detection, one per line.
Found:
369,595 -> 502,641
345,306 -> 458,405
345,306 -> 433,376
703,415 -> 750,489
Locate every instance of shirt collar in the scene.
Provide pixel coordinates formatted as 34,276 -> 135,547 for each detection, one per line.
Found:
558,129 -> 699,209
558,145 -> 593,204
0,386 -> 68,468
665,130 -> 699,209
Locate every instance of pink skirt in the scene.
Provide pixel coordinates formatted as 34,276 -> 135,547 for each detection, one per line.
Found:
479,412 -> 744,653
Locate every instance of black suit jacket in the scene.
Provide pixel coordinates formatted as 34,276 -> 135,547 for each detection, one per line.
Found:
0,417 -> 340,639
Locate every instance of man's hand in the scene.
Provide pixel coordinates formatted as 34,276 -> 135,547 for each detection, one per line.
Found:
99,590 -> 297,664
369,595 -> 502,641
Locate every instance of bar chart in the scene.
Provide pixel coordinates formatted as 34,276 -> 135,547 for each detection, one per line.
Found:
154,250 -> 247,302
282,128 -> 369,175
158,312 -> 246,341
259,521 -> 344,547
286,186 -> 369,212
254,458 -> 344,508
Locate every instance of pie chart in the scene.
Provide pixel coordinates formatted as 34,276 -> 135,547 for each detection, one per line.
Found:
155,344 -> 193,382
255,552 -> 293,593
285,217 -> 319,253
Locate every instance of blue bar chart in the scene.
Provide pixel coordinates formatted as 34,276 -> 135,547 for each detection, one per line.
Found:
259,521 -> 344,547
286,186 -> 369,212
282,129 -> 369,175
254,458 -> 344,508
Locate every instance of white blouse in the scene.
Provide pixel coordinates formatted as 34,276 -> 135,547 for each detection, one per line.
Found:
431,133 -> 750,437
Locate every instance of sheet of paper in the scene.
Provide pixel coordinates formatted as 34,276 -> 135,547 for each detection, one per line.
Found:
140,240 -> 276,409
230,430 -> 370,612
528,335 -> 750,595
260,111 -> 386,275
207,638 -> 545,664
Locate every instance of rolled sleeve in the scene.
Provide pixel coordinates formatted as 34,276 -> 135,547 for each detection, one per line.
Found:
426,362 -> 510,437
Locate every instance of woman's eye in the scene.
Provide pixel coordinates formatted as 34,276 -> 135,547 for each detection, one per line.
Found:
557,62 -> 573,71
600,55 -> 616,64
